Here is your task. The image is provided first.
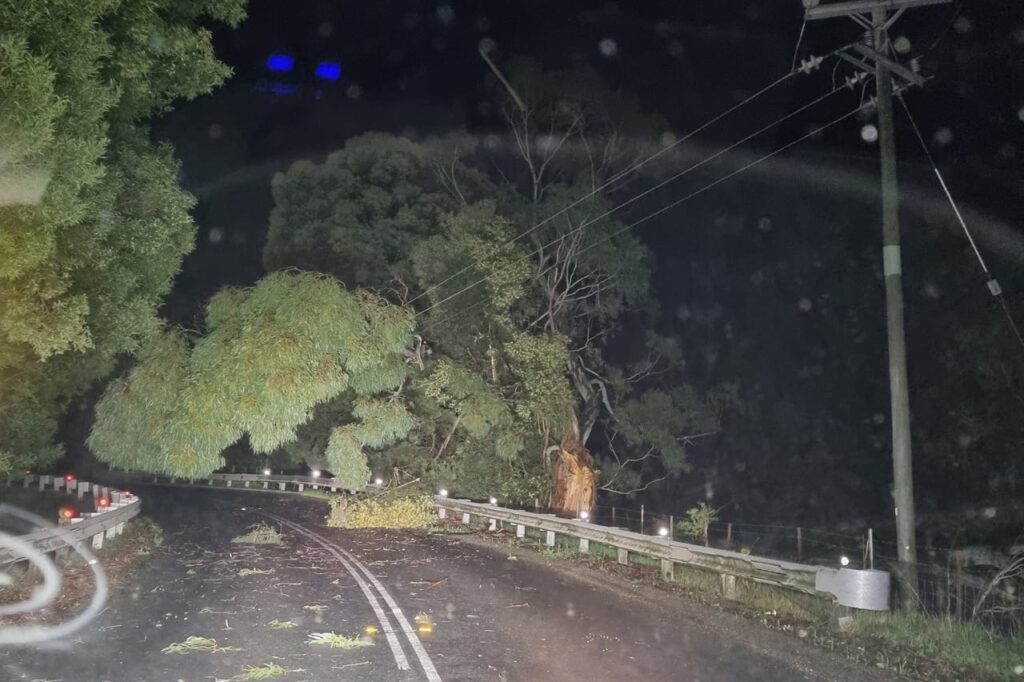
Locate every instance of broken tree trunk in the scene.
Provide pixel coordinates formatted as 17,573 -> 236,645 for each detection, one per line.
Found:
549,429 -> 597,518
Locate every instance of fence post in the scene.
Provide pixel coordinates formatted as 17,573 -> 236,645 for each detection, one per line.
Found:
669,515 -> 674,541
611,507 -> 616,526
867,528 -> 874,570
640,505 -> 645,535
796,527 -> 803,559
726,523 -> 733,545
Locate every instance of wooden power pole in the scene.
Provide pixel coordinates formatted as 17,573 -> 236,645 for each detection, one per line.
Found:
804,0 -> 949,610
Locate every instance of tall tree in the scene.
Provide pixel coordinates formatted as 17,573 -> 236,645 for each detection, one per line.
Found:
0,0 -> 246,474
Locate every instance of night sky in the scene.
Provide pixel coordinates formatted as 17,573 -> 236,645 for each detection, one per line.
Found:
153,1 -> 1024,525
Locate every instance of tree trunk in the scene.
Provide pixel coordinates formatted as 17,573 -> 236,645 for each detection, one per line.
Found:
549,428 -> 597,518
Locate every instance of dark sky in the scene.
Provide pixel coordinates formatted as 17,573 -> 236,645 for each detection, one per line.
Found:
151,1 -> 1024,522
157,0 -> 1023,308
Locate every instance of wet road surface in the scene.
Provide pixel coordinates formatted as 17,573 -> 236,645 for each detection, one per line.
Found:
2,486 -> 895,681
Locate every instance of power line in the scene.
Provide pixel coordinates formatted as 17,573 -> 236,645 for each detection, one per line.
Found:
420,81 -> 851,316
409,46 -> 854,307
429,102 -> 870,328
897,93 -> 1024,353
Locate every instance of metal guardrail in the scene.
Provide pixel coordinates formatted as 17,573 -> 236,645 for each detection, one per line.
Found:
84,470 -> 890,611
436,497 -> 891,612
100,470 -> 365,494
1,474 -> 141,564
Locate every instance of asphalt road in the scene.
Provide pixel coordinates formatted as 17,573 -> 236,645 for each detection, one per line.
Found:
2,486 -> 895,682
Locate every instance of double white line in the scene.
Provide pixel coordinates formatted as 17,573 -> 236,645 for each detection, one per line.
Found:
263,513 -> 442,682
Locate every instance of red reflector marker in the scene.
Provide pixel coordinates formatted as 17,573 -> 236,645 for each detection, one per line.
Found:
98,497 -> 110,508
60,508 -> 75,520
65,473 -> 75,481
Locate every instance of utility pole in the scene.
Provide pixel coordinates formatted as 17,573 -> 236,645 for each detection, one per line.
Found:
804,0 -> 949,610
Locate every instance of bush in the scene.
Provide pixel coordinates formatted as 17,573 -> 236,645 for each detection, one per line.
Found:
676,503 -> 719,546
326,494 -> 435,529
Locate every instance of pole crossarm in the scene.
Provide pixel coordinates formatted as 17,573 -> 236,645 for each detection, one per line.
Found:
805,0 -> 950,21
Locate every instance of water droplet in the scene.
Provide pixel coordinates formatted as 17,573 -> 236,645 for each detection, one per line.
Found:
208,227 -> 224,244
798,298 -> 813,312
346,84 -> 363,100
479,37 -> 496,54
436,4 -> 455,26
933,127 -> 953,146
659,131 -> 677,148
757,216 -> 773,232
668,40 -> 684,57
861,124 -> 879,143
318,21 -> 334,38
598,38 -> 618,57
893,36 -> 912,54
953,16 -> 973,34
208,124 -> 223,140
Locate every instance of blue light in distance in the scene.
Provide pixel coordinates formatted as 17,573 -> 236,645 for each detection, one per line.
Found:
315,61 -> 342,81
266,54 -> 294,72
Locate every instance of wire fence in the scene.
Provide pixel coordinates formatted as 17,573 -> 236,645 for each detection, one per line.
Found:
588,502 -> 1022,635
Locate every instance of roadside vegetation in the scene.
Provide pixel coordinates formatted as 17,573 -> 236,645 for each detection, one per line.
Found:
231,522 -> 283,545
325,494 -> 435,529
467,517 -> 1024,682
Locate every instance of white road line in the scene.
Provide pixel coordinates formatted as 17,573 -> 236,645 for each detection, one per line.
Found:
267,513 -> 443,682
327,535 -> 444,682
264,514 -> 411,672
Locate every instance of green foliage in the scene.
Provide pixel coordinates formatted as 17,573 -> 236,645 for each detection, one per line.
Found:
230,522 -> 283,545
849,612 -> 1024,681
235,663 -> 291,680
265,133 -> 482,287
325,495 -> 435,529
89,272 -> 415,477
422,361 -> 511,437
676,503 -> 719,546
161,636 -> 232,655
266,619 -> 298,630
306,632 -> 373,649
0,0 -> 245,471
505,332 -> 573,429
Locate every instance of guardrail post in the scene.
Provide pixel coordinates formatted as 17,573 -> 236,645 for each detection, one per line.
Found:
721,574 -> 738,600
516,524 -> 525,539
661,559 -> 674,582
208,478 -> 214,486
545,531 -> 556,547
797,527 -> 803,559
279,482 -> 286,491
437,507 -> 447,519
77,482 -> 88,501
617,548 -> 628,565
488,518 -> 496,531
461,512 -> 470,524
244,480 -> 250,488
579,538 -> 589,554
726,523 -> 733,544
92,533 -> 104,550
297,483 -> 304,492
226,479 -> 232,488
263,481 -> 269,489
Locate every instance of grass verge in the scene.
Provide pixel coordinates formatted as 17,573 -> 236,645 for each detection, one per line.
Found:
848,612 -> 1024,681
